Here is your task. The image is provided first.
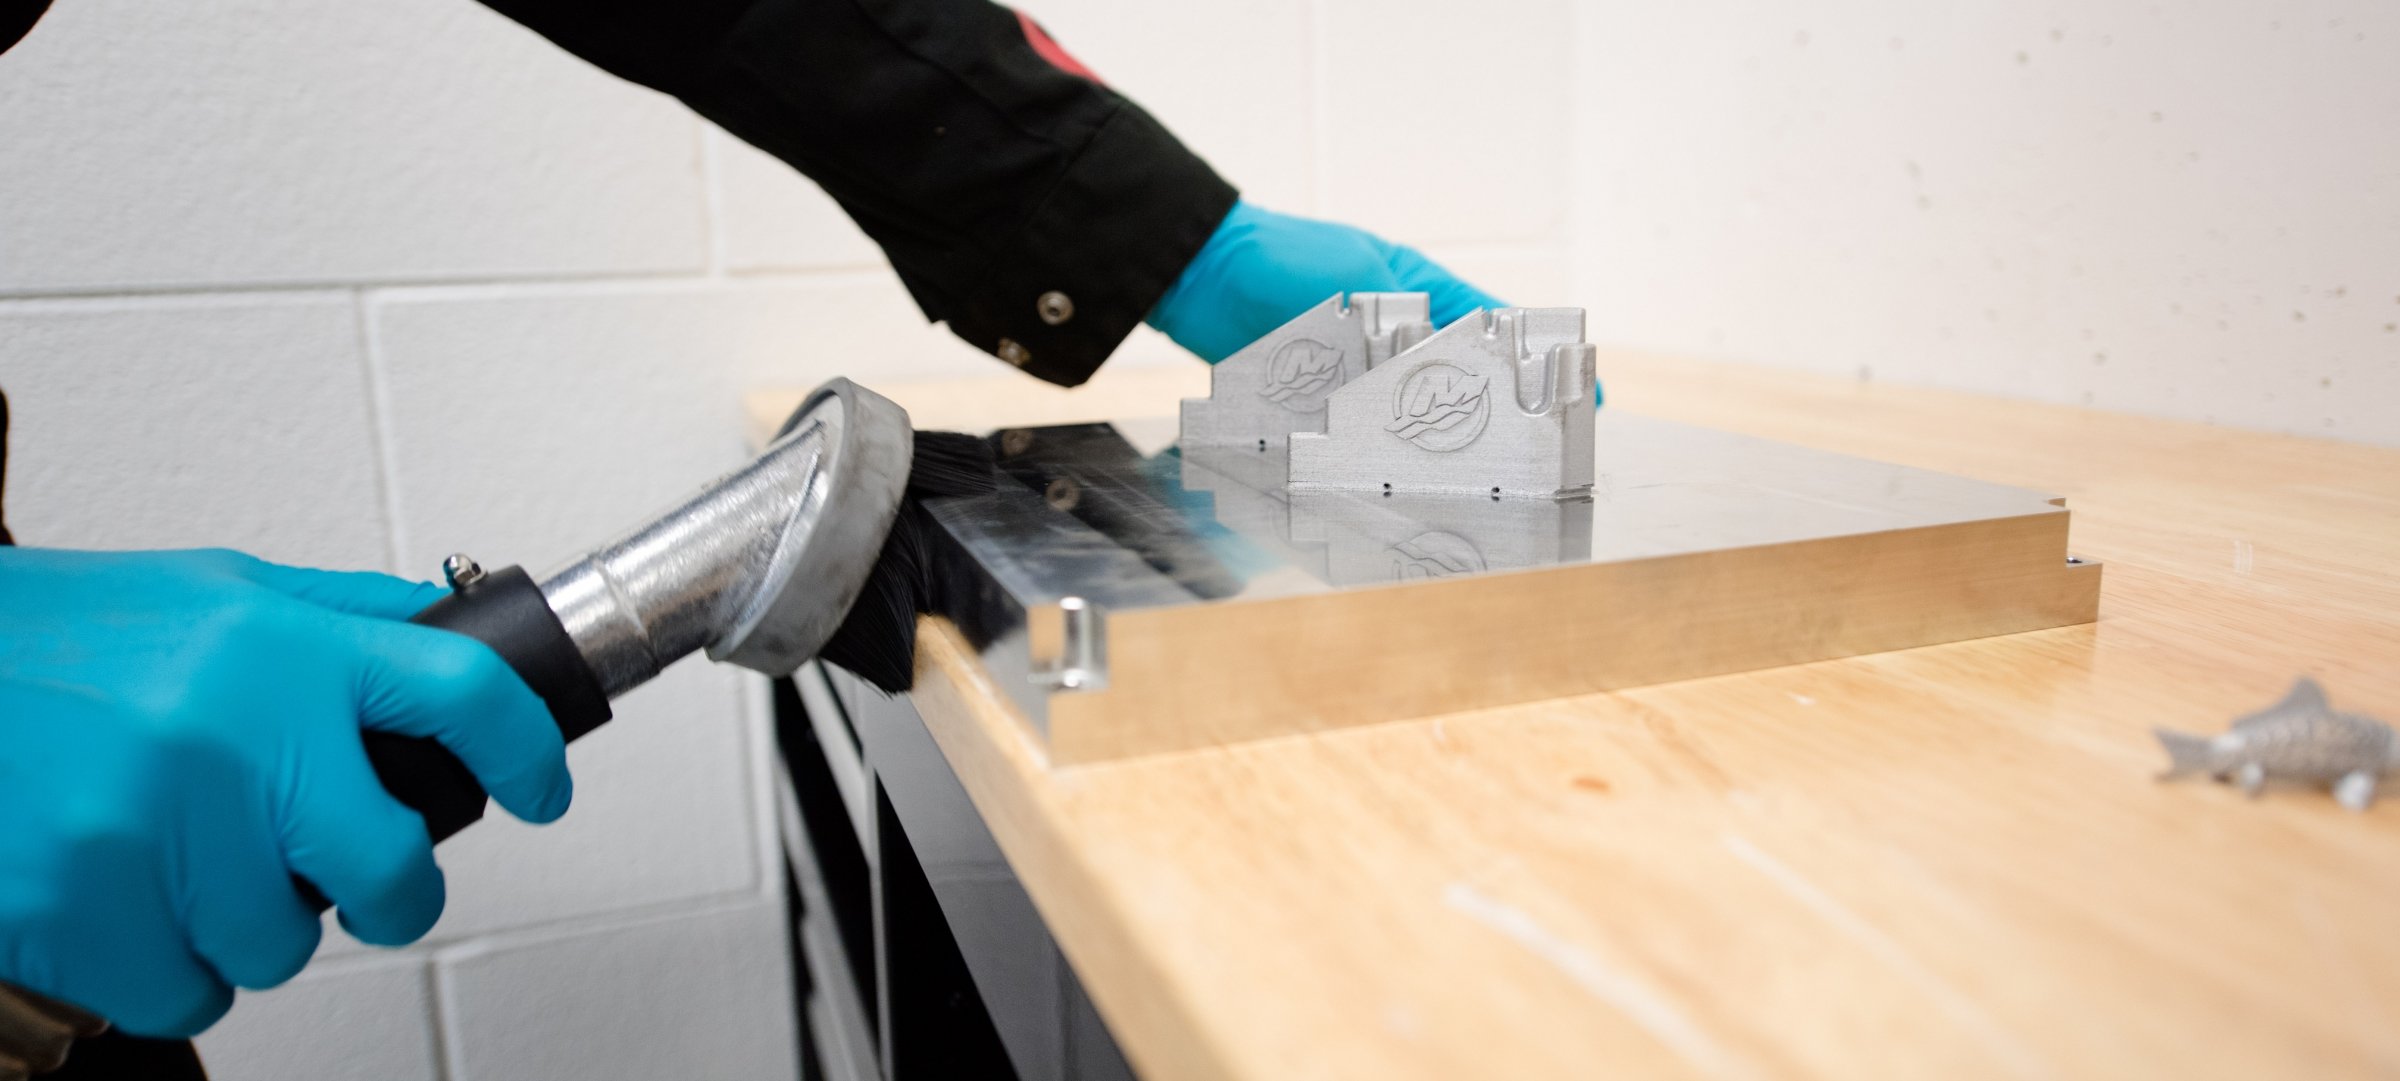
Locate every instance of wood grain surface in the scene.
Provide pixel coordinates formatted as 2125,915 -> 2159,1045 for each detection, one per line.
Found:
752,355 -> 2400,1080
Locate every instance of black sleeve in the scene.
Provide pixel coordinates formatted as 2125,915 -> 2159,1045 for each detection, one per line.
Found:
1,389 -> 13,546
0,1 -> 56,58
475,0 -> 1239,387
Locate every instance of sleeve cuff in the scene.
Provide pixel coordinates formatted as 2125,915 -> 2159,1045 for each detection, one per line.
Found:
942,102 -> 1239,387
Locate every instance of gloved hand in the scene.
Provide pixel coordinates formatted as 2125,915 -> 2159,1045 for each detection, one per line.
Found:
0,548 -> 573,1039
1146,201 -> 1506,363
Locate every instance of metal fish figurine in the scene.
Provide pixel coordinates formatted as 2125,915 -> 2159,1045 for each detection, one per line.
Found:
2155,677 -> 2400,811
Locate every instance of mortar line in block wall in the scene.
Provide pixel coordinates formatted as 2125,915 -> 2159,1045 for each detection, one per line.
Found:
0,286 -> 356,315
428,892 -> 776,969
0,260 -> 898,307
739,674 -> 786,903
368,883 -> 784,961
421,958 -> 460,1081
353,289 -> 414,575
0,269 -> 694,306
359,267 -> 897,307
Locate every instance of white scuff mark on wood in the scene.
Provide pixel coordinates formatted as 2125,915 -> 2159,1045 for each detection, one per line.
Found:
1431,719 -> 1449,746
1719,833 -> 2052,1080
1442,882 -> 1757,1081
1790,693 -> 1817,706
2233,539 -> 2255,575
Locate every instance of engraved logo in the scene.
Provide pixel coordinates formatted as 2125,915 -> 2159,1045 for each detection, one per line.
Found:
1385,363 -> 1490,451
1388,531 -> 1488,580
1256,338 -> 1345,412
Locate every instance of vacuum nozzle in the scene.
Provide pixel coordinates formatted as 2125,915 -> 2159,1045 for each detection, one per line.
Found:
535,377 -> 916,696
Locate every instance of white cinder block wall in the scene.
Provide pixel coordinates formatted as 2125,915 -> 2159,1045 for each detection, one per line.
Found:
1572,0 -> 2400,443
6,0 -> 2385,1076
0,0 -> 1567,1077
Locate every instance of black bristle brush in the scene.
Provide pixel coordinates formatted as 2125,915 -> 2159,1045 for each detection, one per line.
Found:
815,429 -> 1000,693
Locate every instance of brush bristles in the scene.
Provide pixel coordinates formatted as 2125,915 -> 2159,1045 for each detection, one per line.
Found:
904,430 -> 1003,500
816,431 -> 999,694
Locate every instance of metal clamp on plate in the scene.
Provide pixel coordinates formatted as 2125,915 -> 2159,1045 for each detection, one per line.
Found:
1178,292 -> 1433,449
1288,307 -> 1597,499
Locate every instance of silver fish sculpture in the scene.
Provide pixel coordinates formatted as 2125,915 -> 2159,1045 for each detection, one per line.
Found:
2156,677 -> 2400,811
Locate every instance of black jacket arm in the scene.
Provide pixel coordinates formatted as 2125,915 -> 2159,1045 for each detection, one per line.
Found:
476,0 -> 1239,385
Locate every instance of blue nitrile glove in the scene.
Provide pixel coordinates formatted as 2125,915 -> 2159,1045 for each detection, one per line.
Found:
1146,201 -> 1506,364
0,548 -> 573,1038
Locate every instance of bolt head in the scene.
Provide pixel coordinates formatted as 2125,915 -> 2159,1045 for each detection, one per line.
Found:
441,553 -> 486,589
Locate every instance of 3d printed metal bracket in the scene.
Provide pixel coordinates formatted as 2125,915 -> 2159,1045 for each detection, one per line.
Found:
1288,307 -> 1597,498
1178,293 -> 1433,449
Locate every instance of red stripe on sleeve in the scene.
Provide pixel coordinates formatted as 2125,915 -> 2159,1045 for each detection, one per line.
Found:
1013,9 -> 1103,85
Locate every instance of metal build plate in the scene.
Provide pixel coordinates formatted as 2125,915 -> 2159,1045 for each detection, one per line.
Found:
923,413 -> 2101,763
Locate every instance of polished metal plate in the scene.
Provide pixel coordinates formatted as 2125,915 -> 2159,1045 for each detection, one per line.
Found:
921,412 -> 2099,762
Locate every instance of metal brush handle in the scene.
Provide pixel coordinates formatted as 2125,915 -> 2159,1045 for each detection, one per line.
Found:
0,561 -> 610,1081
308,376 -> 913,900
306,560 -> 613,905
21,377 -> 915,1077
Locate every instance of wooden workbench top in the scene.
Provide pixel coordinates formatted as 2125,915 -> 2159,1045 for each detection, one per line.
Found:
751,356 -> 2400,1080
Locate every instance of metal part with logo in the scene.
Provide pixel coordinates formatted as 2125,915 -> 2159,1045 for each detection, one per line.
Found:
1288,307 -> 1596,498
1179,292 -> 1433,449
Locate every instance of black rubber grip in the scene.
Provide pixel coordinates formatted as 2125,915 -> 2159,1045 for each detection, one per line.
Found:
295,565 -> 611,912
61,569 -> 611,1079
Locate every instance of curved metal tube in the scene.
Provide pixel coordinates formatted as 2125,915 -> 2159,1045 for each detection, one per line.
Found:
535,379 -> 914,697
